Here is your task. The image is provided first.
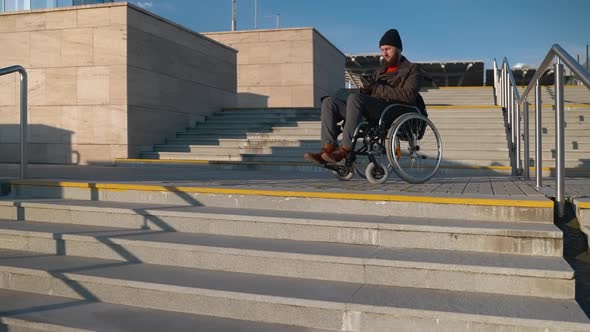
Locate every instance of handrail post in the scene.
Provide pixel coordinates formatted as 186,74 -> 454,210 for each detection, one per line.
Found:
523,98 -> 530,179
535,80 -> 542,187
505,64 -> 510,118
509,87 -> 515,145
493,59 -> 498,105
0,65 -> 28,180
515,99 -> 521,175
502,63 -> 506,109
555,58 -> 565,217
19,69 -> 28,180
500,65 -> 506,107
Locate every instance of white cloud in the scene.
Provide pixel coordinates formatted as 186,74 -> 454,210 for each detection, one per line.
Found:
135,1 -> 154,9
513,62 -> 531,70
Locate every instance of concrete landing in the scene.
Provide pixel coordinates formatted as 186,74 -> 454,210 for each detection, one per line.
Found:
0,164 -> 550,199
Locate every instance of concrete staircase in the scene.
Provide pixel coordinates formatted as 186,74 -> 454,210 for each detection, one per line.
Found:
0,181 -> 589,330
515,85 -> 590,170
522,105 -> 590,170
421,87 -> 496,105
137,88 -> 514,176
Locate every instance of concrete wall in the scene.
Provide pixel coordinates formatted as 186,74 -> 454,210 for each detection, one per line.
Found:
313,32 -> 345,104
126,6 -> 236,157
0,3 -> 128,164
205,28 -> 344,108
0,3 -> 237,164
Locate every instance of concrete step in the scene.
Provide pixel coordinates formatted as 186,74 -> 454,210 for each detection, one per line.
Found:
0,249 -> 587,331
525,134 -> 590,141
219,109 -> 318,116
424,100 -> 495,105
525,109 -> 590,114
175,132 -> 320,140
175,131 -> 510,143
151,145 -> 509,160
194,122 -> 322,131
147,149 -> 510,161
193,122 -> 507,131
166,138 -> 320,148
140,152 -> 512,167
212,110 -> 319,116
116,159 -> 519,177
423,96 -> 494,100
0,185 -> 555,226
530,142 -> 590,150
524,150 -> 590,159
0,288 -> 324,332
163,139 -> 509,151
205,115 -> 503,124
205,114 -> 321,121
524,150 -> 590,162
521,123 -> 590,130
178,128 -> 512,137
0,200 -> 562,256
0,219 -> 572,297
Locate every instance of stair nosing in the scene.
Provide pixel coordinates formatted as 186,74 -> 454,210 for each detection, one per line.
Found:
0,221 -> 571,279
0,250 -> 586,329
0,200 -> 561,238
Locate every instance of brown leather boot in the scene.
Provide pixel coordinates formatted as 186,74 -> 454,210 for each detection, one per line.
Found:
304,144 -> 335,165
322,145 -> 350,163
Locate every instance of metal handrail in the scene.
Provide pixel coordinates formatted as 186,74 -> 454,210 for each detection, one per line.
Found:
518,44 -> 590,102
494,57 -> 523,177
494,44 -> 590,217
0,65 -> 28,179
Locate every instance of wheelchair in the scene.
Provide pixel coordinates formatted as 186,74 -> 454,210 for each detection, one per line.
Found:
324,104 -> 443,184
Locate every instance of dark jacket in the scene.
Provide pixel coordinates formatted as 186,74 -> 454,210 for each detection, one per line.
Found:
365,55 -> 426,115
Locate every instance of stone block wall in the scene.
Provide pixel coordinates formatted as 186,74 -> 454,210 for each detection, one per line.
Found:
205,28 -> 344,108
126,6 -> 236,157
0,3 -> 237,164
0,4 -> 128,164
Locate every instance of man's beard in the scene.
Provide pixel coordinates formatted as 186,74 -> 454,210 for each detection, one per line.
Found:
384,51 -> 400,67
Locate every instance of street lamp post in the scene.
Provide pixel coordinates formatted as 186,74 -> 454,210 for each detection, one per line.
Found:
254,0 -> 257,29
231,0 -> 237,31
265,14 -> 280,29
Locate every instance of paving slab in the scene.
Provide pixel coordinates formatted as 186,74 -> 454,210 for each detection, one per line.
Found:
0,289 -> 330,332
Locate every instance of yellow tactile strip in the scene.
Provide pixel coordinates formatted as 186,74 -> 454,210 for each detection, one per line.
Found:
10,180 -> 553,208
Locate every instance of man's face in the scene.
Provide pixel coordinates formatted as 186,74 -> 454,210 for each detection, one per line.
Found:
380,45 -> 399,65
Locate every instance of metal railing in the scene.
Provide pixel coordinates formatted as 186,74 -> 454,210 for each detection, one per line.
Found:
0,65 -> 28,179
494,44 -> 590,216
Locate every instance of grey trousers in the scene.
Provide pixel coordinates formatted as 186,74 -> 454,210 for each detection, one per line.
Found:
320,93 -> 392,148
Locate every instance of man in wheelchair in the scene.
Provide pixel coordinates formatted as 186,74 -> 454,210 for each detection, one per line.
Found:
304,28 -> 426,165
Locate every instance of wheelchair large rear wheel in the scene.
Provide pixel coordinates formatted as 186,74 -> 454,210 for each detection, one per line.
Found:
386,113 -> 442,184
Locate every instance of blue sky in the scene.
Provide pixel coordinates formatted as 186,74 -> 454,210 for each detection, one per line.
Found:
127,0 -> 589,68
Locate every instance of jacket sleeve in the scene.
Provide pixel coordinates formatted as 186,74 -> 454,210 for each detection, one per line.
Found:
372,64 -> 422,104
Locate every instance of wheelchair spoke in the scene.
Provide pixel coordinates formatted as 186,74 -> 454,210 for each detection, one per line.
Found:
387,113 -> 443,184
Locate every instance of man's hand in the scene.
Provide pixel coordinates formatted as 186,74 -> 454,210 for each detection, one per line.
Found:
360,74 -> 375,94
360,74 -> 375,89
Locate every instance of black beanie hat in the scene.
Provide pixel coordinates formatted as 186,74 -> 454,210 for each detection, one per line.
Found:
379,29 -> 403,50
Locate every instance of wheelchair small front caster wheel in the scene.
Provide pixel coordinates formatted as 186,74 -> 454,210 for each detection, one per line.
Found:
333,167 -> 354,181
365,162 -> 388,184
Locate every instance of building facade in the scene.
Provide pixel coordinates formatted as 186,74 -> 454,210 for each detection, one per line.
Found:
205,28 -> 345,108
0,0 -> 112,12
0,2 -> 237,164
